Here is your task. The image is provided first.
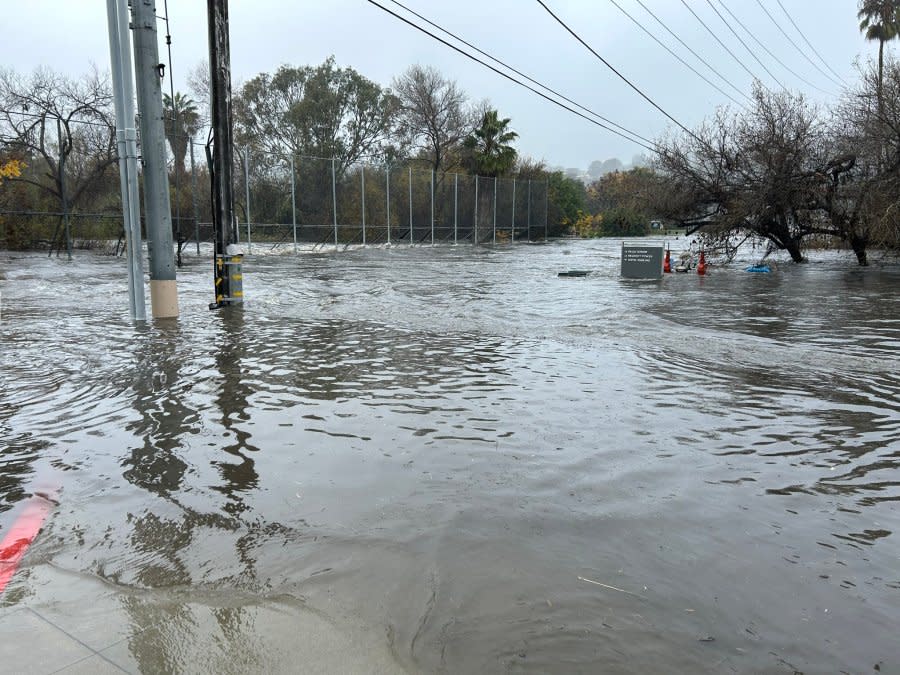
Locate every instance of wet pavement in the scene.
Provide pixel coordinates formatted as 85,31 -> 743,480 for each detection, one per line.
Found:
1,239 -> 898,673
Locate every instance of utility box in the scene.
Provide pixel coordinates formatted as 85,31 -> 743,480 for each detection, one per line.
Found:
620,241 -> 664,279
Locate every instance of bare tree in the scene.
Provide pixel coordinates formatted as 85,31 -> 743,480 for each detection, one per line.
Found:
656,86 -> 831,262
392,65 -> 475,173
0,66 -> 116,248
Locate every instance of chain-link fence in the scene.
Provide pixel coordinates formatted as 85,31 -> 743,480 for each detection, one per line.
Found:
235,148 -> 550,252
1,116 -> 549,254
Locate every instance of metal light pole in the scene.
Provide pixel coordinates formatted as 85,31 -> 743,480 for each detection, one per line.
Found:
130,0 -> 178,318
290,155 -> 297,253
361,166 -> 366,246
106,0 -> 146,319
386,164 -> 391,245
190,139 -> 200,254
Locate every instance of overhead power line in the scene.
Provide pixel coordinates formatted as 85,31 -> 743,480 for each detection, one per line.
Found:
678,0 -> 765,86
753,0 -> 844,88
703,0 -> 786,89
386,0 -> 653,146
534,0 -> 697,140
716,0 -> 835,96
606,0 -> 747,109
632,0 -> 750,103
774,0 -> 847,86
366,0 -> 657,151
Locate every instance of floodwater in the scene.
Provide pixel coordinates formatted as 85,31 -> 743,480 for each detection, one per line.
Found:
1,239 -> 899,673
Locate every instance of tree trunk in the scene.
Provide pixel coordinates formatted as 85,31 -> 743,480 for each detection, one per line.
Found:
784,238 -> 804,263
850,235 -> 869,266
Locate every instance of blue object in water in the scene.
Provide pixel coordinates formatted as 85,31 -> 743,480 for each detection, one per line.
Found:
745,265 -> 771,273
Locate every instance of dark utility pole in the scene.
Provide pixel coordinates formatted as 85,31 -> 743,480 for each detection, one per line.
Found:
207,0 -> 242,308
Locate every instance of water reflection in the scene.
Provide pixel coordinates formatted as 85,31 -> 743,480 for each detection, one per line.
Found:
2,246 -> 899,673
210,310 -> 259,516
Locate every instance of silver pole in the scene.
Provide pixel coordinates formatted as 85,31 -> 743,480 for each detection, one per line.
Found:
453,173 -> 458,245
431,169 -> 434,246
474,175 -> 478,245
290,154 -> 297,253
527,179 -> 532,241
332,157 -> 338,250
492,177 -> 497,245
408,165 -> 413,246
511,179 -> 516,243
130,0 -> 177,318
361,166 -> 366,246
190,138 -> 200,255
106,0 -> 145,320
544,183 -> 548,240
244,150 -> 251,253
386,164 -> 391,245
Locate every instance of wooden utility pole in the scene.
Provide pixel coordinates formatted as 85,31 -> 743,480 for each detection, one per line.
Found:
207,0 -> 242,308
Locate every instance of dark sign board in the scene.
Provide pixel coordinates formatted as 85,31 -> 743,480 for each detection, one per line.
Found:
621,243 -> 664,279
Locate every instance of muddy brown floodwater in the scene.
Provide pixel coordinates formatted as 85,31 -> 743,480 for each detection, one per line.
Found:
1,239 -> 898,673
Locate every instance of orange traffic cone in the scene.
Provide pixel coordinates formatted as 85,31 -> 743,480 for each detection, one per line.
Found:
697,250 -> 707,276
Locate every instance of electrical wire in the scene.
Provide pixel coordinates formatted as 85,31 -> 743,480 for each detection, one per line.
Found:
366,0 -> 657,151
703,0 -> 786,89
753,0 -> 844,88
716,0 -> 835,96
534,0 -> 697,140
633,0 -> 750,103
606,0 -> 746,109
0,107 -> 113,130
774,0 -> 847,86
387,0 -> 653,145
678,0 -> 764,86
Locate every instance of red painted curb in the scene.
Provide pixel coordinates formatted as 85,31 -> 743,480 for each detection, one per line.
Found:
0,497 -> 54,594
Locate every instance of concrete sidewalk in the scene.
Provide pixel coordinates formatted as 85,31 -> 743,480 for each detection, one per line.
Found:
0,566 -> 404,674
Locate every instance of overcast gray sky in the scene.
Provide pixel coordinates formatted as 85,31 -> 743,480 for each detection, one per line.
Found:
5,1 -> 879,170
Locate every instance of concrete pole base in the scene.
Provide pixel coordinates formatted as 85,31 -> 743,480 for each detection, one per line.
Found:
150,279 -> 179,318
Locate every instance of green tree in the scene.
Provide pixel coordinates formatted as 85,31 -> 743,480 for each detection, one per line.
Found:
162,92 -> 200,171
546,171 -> 586,234
235,57 -> 399,174
464,109 -> 518,177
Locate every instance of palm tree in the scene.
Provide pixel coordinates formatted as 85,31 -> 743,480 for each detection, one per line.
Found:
162,92 -> 200,171
465,109 -> 518,178
858,0 -> 900,109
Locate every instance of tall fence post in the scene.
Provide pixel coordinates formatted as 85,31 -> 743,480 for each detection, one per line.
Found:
386,163 -> 391,245
474,175 -> 478,245
408,165 -> 413,246
511,179 -> 517,244
544,184 -> 549,240
361,165 -> 366,246
332,157 -> 338,250
430,168 -> 435,245
492,176 -> 497,245
190,138 -> 200,254
290,154 -> 297,253
244,150 -> 252,253
453,173 -> 458,245
527,179 -> 532,241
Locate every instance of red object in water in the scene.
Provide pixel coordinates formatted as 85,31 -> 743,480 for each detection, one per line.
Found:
664,249 -> 671,273
697,250 -> 707,276
0,496 -> 54,594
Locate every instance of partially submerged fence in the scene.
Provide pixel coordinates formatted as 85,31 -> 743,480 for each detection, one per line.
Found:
233,150 -> 549,252
0,120 -> 549,254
